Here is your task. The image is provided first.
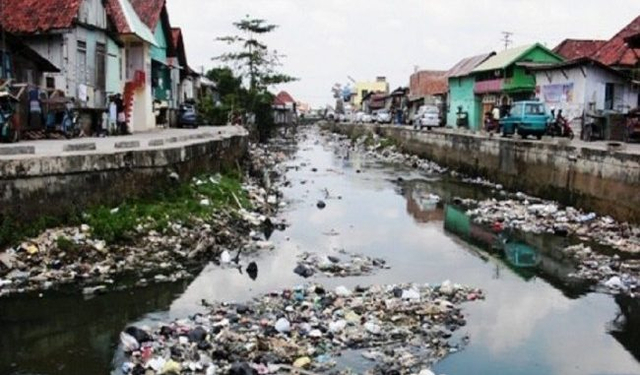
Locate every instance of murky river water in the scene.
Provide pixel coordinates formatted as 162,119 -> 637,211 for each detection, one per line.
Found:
1,126 -> 639,375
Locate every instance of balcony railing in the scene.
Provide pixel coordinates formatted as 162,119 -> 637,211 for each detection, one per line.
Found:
474,79 -> 504,94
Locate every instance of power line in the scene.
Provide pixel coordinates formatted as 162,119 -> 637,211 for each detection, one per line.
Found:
501,31 -> 513,50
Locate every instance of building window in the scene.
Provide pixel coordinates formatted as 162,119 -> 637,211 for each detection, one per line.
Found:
77,40 -> 87,84
95,42 -> 106,90
505,66 -> 514,78
46,76 -> 55,89
0,51 -> 12,79
605,83 -> 614,110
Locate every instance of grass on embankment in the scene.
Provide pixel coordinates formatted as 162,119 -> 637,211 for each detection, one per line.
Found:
0,172 -> 250,248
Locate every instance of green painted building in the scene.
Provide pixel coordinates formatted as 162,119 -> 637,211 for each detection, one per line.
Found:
469,44 -> 563,128
151,22 -> 171,102
447,52 -> 495,129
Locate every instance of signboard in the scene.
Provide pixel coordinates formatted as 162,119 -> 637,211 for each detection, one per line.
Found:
541,83 -> 574,103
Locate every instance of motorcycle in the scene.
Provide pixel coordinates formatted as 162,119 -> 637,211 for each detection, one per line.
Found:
484,111 -> 500,133
44,97 -> 80,139
0,91 -> 20,143
546,109 -> 574,140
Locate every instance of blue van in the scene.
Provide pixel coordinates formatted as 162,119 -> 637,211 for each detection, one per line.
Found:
500,101 -> 549,140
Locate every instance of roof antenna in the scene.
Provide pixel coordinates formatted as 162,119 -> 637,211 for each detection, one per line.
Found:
501,31 -> 513,50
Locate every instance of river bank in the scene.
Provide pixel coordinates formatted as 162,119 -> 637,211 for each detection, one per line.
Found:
2,125 -> 639,375
323,128 -> 639,300
0,141 -> 287,297
320,122 -> 640,224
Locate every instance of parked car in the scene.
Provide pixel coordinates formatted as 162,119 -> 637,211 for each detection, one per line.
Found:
500,101 -> 549,139
375,109 -> 391,124
354,111 -> 365,123
178,103 -> 198,128
362,113 -> 373,123
414,105 -> 440,130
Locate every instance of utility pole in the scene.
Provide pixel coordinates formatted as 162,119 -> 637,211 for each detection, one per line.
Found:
501,31 -> 513,50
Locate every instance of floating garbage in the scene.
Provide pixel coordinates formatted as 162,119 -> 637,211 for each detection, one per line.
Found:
295,251 -> 388,278
118,282 -> 483,375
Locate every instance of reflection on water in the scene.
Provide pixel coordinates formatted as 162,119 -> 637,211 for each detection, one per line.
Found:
0,282 -> 189,375
1,127 -> 639,375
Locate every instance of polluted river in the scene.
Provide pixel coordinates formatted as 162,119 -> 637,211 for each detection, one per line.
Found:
1,125 -> 639,375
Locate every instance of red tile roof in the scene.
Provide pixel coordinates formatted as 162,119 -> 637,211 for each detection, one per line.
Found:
553,39 -> 606,60
409,70 -> 448,98
171,28 -> 182,50
274,91 -> 295,106
129,0 -> 165,30
592,14 -> 640,67
0,0 -> 82,34
104,0 -> 132,34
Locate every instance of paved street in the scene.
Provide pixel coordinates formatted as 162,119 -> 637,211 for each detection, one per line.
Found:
378,123 -> 640,155
0,126 -> 248,160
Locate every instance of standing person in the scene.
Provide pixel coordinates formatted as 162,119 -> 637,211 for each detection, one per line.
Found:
28,86 -> 43,130
108,95 -> 117,135
115,94 -> 127,134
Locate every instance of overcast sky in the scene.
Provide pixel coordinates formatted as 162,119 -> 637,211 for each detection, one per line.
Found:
165,0 -> 640,107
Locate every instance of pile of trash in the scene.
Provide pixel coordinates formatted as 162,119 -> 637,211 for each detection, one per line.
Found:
294,251 -> 388,278
328,132 -> 447,175
462,195 -> 640,254
0,143 -> 291,297
563,243 -> 639,297
118,282 -> 482,375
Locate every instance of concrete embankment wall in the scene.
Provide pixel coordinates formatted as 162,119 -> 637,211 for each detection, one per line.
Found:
0,133 -> 248,224
323,122 -> 640,224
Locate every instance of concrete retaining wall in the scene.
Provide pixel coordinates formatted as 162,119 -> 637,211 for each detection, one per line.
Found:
0,134 -> 248,224
324,122 -> 640,224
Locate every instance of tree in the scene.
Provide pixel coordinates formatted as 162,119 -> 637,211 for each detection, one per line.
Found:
215,17 -> 296,92
214,16 -> 296,139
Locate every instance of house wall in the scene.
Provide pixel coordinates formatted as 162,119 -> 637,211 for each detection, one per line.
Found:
448,76 -> 481,129
353,81 -> 389,110
128,42 -> 155,132
24,34 -> 65,90
536,65 -> 640,122
106,38 -> 123,96
180,77 -> 195,102
24,0 -> 111,108
78,0 -> 108,29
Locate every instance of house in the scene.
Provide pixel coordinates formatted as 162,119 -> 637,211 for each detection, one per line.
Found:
129,0 -> 178,127
0,26 -> 60,133
0,26 -> 60,87
352,77 -> 389,111
273,91 -> 297,125
446,52 -> 495,128
470,44 -> 563,128
530,58 -> 639,131
408,70 -> 448,124
170,28 -> 198,105
1,0 -> 126,131
553,39 -> 606,60
592,15 -> 640,72
361,91 -> 386,114
385,86 -> 409,123
104,0 -> 158,132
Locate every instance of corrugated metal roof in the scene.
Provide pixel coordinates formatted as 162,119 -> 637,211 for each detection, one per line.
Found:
592,14 -> 640,67
447,52 -> 496,77
0,0 -> 82,34
553,39 -> 606,60
473,44 -> 551,73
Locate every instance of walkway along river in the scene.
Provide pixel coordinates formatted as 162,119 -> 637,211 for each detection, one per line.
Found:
1,125 -> 639,375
